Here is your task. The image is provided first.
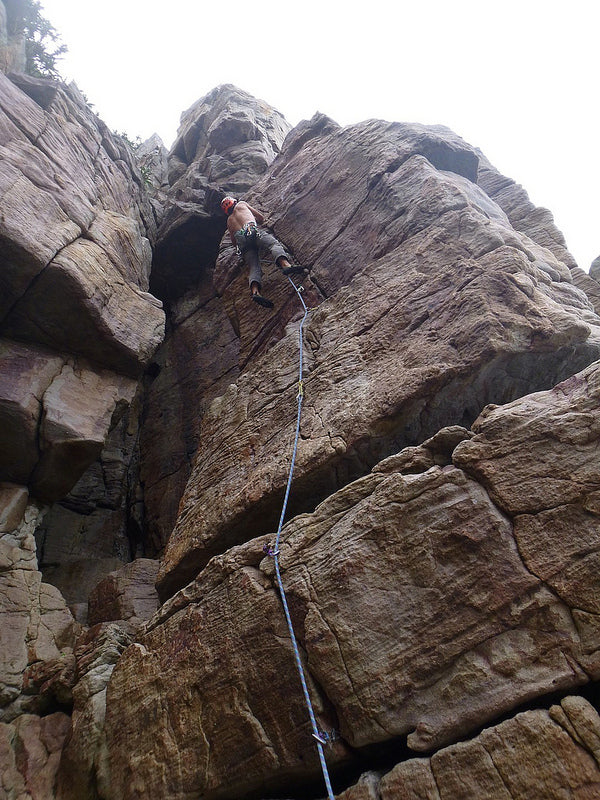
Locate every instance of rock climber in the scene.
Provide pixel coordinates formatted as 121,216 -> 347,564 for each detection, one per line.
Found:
221,196 -> 304,309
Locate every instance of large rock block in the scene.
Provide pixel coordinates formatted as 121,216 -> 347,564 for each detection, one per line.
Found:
352,697 -> 600,800
106,358 -> 600,795
0,71 -> 165,375
0,339 -> 138,503
157,118 -> 600,598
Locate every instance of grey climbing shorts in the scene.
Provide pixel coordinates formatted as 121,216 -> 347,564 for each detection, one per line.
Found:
234,228 -> 288,263
234,227 -> 289,288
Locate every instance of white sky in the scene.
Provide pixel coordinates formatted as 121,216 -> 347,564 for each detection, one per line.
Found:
39,0 -> 598,271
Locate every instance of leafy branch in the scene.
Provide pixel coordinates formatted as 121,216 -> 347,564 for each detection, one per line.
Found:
8,0 -> 67,78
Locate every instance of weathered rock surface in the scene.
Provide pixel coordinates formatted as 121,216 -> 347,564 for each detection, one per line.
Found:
0,339 -> 138,503
88,558 -> 159,630
0,71 -> 165,512
150,84 -> 290,302
157,116 -> 600,599
55,623 -> 132,800
104,357 -> 600,797
341,696 -> 600,799
140,85 -> 291,550
0,501 -> 79,723
0,72 -> 164,375
0,712 -> 71,800
3,74 -> 600,800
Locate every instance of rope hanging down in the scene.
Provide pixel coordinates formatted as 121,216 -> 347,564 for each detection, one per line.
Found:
266,277 -> 336,800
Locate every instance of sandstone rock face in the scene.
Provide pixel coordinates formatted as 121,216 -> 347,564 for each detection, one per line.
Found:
88,558 -> 159,630
0,71 -> 164,509
150,84 -> 291,303
0,73 -> 164,375
339,697 -> 600,800
106,358 -> 600,797
140,85 -> 290,550
157,116 -> 600,599
3,78 -> 600,800
0,501 -> 79,723
55,623 -> 132,800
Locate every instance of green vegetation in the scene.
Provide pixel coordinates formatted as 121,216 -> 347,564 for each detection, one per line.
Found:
7,0 -> 67,78
114,131 -> 143,151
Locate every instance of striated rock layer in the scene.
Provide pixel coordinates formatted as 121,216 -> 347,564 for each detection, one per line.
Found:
2,72 -> 600,800
157,115 -> 600,599
340,696 -> 600,799
105,360 -> 600,798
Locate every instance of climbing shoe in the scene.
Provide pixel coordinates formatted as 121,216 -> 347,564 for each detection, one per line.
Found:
252,294 -> 274,309
281,265 -> 306,276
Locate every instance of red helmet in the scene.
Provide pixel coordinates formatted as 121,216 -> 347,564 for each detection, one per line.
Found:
221,196 -> 237,215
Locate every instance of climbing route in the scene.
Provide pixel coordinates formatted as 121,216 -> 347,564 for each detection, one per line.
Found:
264,276 -> 336,800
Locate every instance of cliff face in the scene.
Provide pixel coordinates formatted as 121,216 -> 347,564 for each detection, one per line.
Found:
1,64 -> 600,800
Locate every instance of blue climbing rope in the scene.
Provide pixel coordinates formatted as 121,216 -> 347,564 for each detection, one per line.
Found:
270,277 -> 336,800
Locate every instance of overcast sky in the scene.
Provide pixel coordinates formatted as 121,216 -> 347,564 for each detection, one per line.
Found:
39,0 -> 598,271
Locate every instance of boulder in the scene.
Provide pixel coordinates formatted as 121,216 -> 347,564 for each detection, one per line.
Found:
88,558 -> 160,630
0,72 -> 165,376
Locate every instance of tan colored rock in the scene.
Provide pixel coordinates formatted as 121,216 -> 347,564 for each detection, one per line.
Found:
2,237 -> 164,377
31,361 -> 137,502
56,624 -> 132,800
378,759 -> 440,799
0,484 -> 28,534
550,695 -> 600,768
0,71 -> 165,375
476,152 -> 576,270
337,771 -> 381,800
453,360 -> 600,515
453,362 -> 600,678
105,538 -> 349,800
0,340 -> 63,486
374,702 -> 600,799
88,558 -> 160,629
571,265 -> 600,316
1,536 -> 78,721
159,215 -> 600,598
0,500 -> 39,577
105,447 -> 599,795
0,713 -> 71,800
139,280 -> 240,552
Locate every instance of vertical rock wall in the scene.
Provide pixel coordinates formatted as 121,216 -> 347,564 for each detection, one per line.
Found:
2,71 -> 600,799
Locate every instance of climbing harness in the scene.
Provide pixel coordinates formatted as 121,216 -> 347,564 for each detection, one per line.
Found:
242,220 -> 261,242
263,277 -> 336,800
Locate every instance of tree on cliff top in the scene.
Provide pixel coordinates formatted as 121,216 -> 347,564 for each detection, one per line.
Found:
5,0 -> 67,77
